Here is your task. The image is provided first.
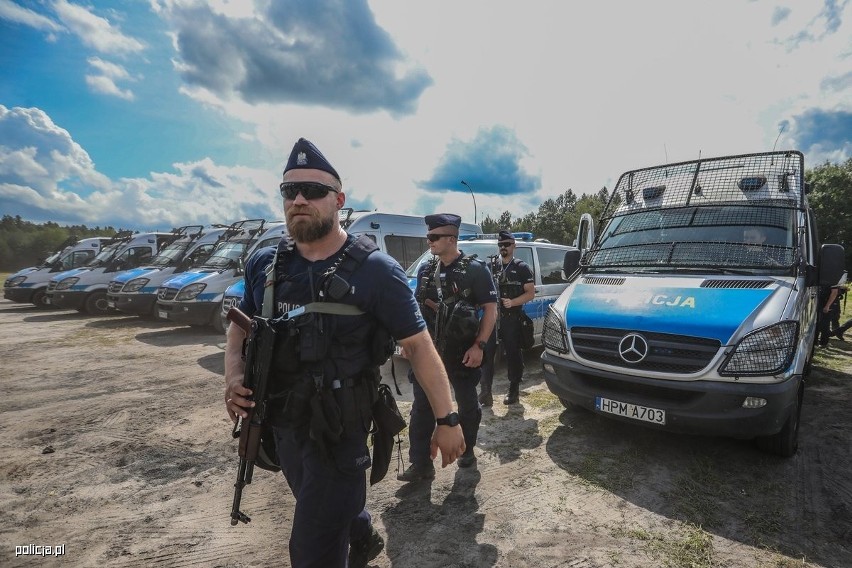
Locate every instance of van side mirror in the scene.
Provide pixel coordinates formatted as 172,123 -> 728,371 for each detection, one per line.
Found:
818,243 -> 845,286
563,249 -> 581,277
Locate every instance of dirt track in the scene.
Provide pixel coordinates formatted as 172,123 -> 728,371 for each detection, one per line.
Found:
1,300 -> 850,567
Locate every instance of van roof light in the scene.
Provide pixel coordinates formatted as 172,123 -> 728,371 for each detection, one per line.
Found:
458,232 -> 534,241
738,176 -> 767,191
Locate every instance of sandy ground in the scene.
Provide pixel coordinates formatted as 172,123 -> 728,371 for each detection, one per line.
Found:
1,300 -> 851,568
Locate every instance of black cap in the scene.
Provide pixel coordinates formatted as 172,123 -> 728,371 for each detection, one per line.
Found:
498,230 -> 515,242
283,138 -> 340,181
425,213 -> 462,230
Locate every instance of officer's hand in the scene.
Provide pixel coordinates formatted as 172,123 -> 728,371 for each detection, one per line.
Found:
225,379 -> 254,423
431,425 -> 466,467
462,345 -> 483,368
501,298 -> 513,308
424,298 -> 438,312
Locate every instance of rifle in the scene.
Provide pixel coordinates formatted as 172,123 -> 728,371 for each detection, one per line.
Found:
226,307 -> 277,526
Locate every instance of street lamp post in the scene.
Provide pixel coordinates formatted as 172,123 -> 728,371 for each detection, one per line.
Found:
460,180 -> 477,225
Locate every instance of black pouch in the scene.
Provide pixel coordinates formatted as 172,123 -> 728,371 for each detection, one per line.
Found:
369,384 -> 407,485
271,326 -> 300,373
520,311 -> 535,350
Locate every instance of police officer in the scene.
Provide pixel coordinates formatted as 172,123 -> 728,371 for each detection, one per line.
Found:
479,230 -> 536,406
224,139 -> 466,568
398,214 -> 497,479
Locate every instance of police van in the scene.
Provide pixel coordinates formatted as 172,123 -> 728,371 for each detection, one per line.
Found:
106,225 -> 229,318
540,151 -> 845,456
156,219 -> 276,332
218,211 -> 482,332
46,231 -> 181,315
4,236 -> 111,307
404,232 -> 585,347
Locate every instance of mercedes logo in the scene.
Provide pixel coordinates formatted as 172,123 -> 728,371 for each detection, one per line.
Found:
618,333 -> 649,364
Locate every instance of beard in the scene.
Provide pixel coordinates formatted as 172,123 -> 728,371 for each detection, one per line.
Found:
286,207 -> 336,243
500,249 -> 511,260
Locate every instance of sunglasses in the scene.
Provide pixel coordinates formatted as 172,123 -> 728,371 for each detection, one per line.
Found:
498,241 -> 514,248
279,181 -> 340,200
427,233 -> 454,242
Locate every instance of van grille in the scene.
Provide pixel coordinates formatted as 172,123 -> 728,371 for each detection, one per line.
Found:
158,287 -> 177,301
108,281 -> 123,293
570,327 -> 720,374
581,276 -> 626,286
701,279 -> 773,289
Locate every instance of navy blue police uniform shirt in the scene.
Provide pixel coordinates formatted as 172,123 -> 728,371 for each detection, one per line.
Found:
415,251 -> 497,336
495,257 -> 534,304
239,235 -> 426,372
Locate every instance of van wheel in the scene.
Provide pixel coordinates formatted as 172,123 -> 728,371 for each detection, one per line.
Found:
85,292 -> 111,315
755,387 -> 802,457
31,289 -> 49,309
211,308 -> 228,334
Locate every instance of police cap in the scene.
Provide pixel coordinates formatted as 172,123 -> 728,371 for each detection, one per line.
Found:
498,229 -> 515,242
283,138 -> 340,182
425,213 -> 462,230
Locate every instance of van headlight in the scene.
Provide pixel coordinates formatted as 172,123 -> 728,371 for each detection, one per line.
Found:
176,282 -> 206,301
543,305 -> 569,354
5,275 -> 26,287
719,321 -> 798,376
123,278 -> 149,293
55,277 -> 79,291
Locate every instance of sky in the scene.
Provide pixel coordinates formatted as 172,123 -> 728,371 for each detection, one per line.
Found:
0,0 -> 850,232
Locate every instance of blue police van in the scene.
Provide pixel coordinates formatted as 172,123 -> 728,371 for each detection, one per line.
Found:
540,151 -> 845,456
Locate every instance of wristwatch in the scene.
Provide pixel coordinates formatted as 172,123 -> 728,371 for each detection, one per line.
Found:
476,340 -> 487,350
436,412 -> 460,427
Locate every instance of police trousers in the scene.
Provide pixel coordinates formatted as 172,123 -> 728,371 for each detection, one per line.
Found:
408,364 -> 482,464
272,424 -> 372,568
481,311 -> 524,391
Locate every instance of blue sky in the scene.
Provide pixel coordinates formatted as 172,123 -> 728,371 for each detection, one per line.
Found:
0,0 -> 850,231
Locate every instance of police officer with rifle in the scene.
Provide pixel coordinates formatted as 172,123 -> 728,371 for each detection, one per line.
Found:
224,138 -> 465,568
479,230 -> 535,406
397,214 -> 497,479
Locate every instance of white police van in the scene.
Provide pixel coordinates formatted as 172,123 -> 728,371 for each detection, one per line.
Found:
218,211 -> 482,332
47,231 -> 180,315
541,151 -> 845,456
106,225 -> 230,318
404,232 -> 586,347
4,236 -> 111,307
156,220 -> 279,332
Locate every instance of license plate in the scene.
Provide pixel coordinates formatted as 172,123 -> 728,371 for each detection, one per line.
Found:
595,397 -> 666,425
107,300 -> 115,308
158,310 -> 168,320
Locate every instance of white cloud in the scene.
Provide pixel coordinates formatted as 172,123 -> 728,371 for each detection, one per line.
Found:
52,0 -> 144,55
0,0 -> 62,32
85,57 -> 136,100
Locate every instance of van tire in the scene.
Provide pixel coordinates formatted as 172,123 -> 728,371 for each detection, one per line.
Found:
85,292 -> 111,315
211,308 -> 228,334
755,386 -> 802,458
31,289 -> 49,309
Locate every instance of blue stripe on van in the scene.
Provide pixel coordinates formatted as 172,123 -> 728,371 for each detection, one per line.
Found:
564,284 -> 773,344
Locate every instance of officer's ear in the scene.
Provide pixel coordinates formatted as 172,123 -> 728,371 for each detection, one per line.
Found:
336,191 -> 346,209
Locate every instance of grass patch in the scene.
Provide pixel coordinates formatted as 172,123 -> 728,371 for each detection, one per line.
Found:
666,455 -> 726,527
612,522 -> 716,568
574,449 -> 638,492
524,388 -> 561,410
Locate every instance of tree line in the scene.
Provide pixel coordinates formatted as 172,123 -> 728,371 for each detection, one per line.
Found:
0,158 -> 848,273
0,216 -> 120,272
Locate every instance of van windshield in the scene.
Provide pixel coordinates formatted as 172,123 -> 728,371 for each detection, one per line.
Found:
150,242 -> 190,267
588,205 -> 796,272
202,242 -> 247,268
85,242 -> 124,268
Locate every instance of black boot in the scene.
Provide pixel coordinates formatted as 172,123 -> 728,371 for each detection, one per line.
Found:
503,383 -> 520,405
833,321 -> 851,340
479,383 -> 493,407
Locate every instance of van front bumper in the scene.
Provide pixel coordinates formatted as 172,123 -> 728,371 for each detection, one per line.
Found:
110,293 -> 156,315
4,287 -> 34,303
541,351 -> 799,439
156,300 -> 216,326
50,290 -> 86,310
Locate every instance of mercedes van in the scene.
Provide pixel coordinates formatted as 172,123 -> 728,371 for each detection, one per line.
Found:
4,236 -> 111,307
106,225 -> 229,318
541,151 -> 845,456
46,231 -> 181,315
